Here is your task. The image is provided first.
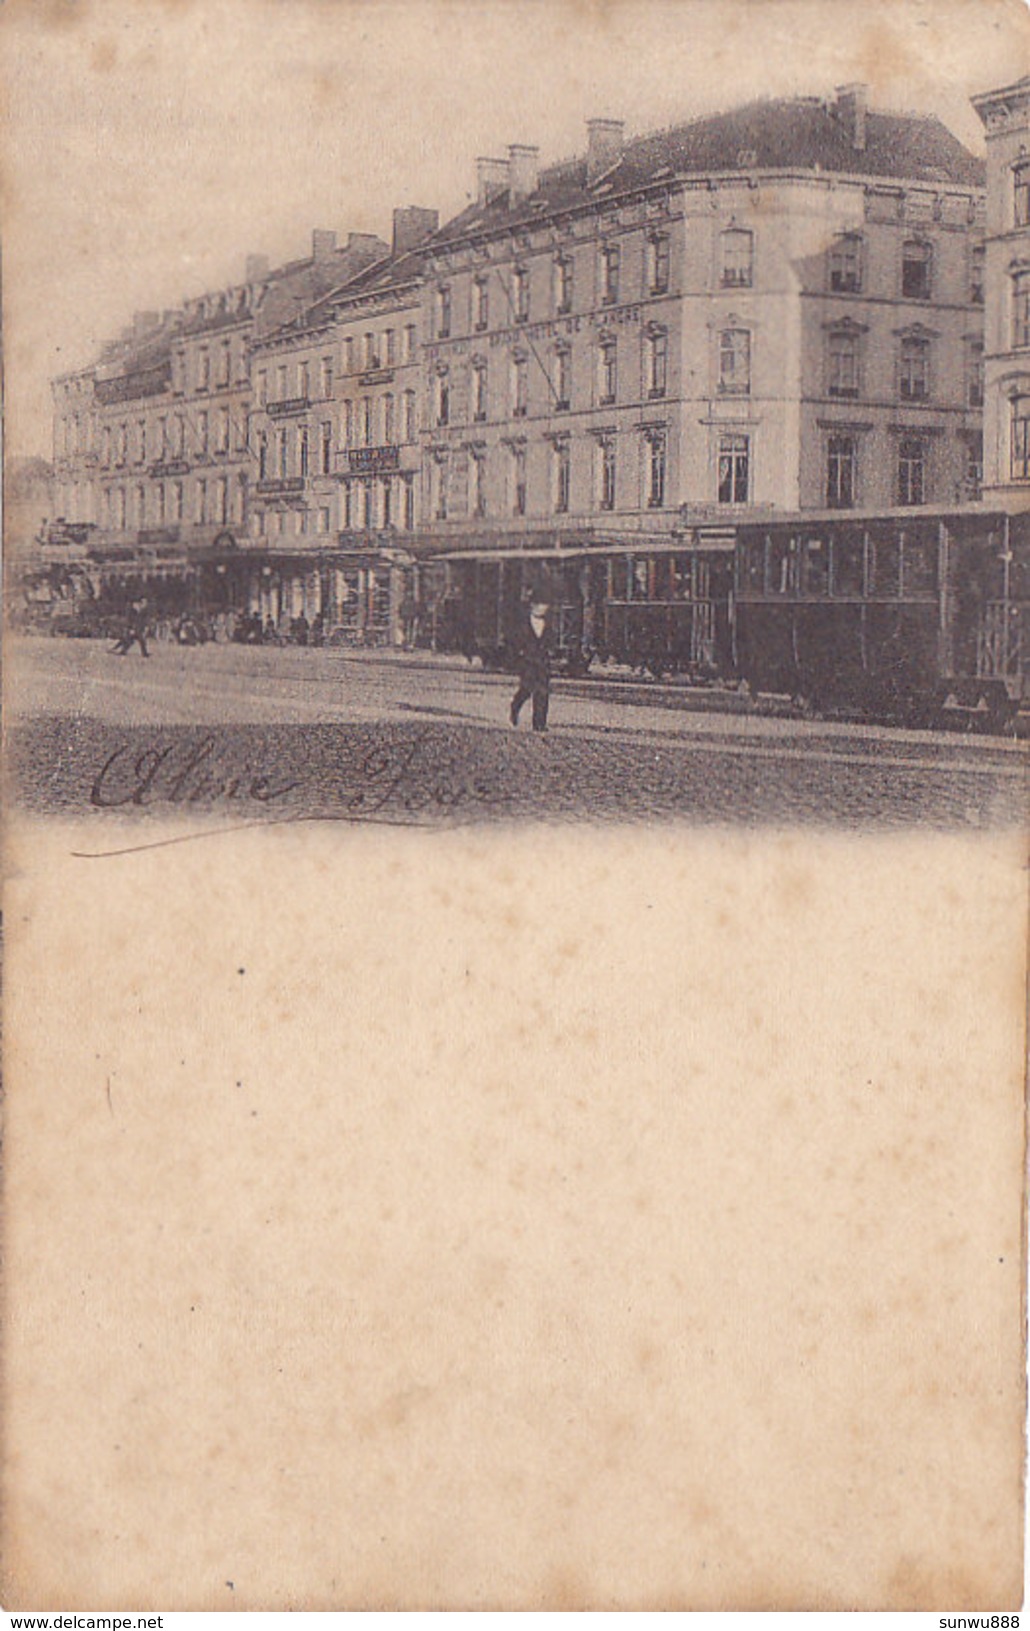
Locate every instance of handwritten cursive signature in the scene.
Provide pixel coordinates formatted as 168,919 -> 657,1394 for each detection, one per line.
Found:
89,729 -> 504,817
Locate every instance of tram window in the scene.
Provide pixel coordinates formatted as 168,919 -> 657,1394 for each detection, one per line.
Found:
832,532 -> 864,597
632,559 -> 649,600
870,533 -> 900,596
902,530 -> 936,594
740,536 -> 764,592
802,537 -> 829,595
672,556 -> 692,600
767,534 -> 795,594
609,558 -> 631,601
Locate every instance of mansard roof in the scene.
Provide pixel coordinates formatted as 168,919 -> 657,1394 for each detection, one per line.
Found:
431,95 -> 985,247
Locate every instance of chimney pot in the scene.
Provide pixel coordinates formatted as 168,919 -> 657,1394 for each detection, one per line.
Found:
834,83 -> 867,152
392,206 -> 439,255
586,117 -> 625,183
312,229 -> 338,263
508,143 -> 540,204
476,156 -> 509,206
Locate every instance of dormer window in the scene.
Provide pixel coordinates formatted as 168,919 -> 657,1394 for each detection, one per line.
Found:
829,233 -> 863,294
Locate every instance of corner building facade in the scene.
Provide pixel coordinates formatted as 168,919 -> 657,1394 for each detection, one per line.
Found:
416,88 -> 985,557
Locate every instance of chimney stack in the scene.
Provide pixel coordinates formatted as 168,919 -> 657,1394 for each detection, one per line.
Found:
507,143 -> 540,204
132,310 -> 160,339
586,117 -> 625,184
245,253 -> 270,282
835,84 -> 867,153
476,156 -> 509,206
392,206 -> 439,255
312,228 -> 338,264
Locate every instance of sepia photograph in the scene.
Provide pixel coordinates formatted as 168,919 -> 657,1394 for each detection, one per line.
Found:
1,0 -> 1027,1613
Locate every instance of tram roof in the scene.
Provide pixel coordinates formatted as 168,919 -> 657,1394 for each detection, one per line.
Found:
734,503 -> 1016,531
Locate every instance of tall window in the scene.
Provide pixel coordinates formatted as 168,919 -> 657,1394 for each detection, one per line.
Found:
403,390 -> 417,442
257,370 -> 268,406
717,434 -> 749,504
554,441 -> 570,513
721,229 -> 753,289
117,423 -> 128,464
555,347 -> 571,411
647,432 -> 666,509
344,338 -> 355,372
217,407 -> 230,453
384,331 -> 396,366
402,475 -> 415,529
599,438 -> 616,510
828,330 -> 859,398
101,426 -> 112,467
299,361 -> 310,399
196,478 -> 207,524
826,434 -> 857,509
172,481 -> 184,523
970,245 -> 985,306
198,349 -> 210,390
435,370 -> 450,427
555,255 -> 573,315
364,333 -> 377,368
599,338 -> 617,405
473,276 -> 489,331
513,266 -> 530,323
1013,270 -> 1030,349
437,286 -> 451,340
321,420 -> 333,475
966,341 -> 984,408
277,365 -> 288,400
829,233 -> 863,293
137,420 -> 147,463
1012,398 -> 1030,480
719,328 -> 751,395
277,428 -> 288,478
219,341 -> 231,386
471,453 -> 486,518
646,329 -> 668,398
899,336 -> 930,401
897,436 -> 926,506
1015,161 -> 1030,228
382,394 -> 395,444
901,239 -> 932,300
321,355 -> 334,396
405,324 -> 417,361
136,484 -> 146,526
601,242 -> 620,305
258,431 -> 268,481
299,426 -> 309,478
197,411 -> 209,454
381,476 -> 392,529
472,359 -> 488,422
362,397 -> 373,445
342,400 -> 354,447
512,355 -> 528,417
648,234 -> 670,295
433,455 -> 449,520
511,446 -> 527,516
216,477 -> 229,525
965,432 -> 983,499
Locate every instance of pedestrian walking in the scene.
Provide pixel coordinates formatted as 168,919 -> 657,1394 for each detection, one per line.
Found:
111,596 -> 150,658
510,599 -> 552,733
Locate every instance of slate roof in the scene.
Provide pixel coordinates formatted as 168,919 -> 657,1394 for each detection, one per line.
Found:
431,95 -> 985,246
266,244 -> 432,342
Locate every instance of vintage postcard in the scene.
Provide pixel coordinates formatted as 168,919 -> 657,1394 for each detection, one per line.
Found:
1,0 -> 1027,1610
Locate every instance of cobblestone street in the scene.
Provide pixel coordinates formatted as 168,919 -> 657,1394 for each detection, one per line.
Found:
7,635 -> 1027,831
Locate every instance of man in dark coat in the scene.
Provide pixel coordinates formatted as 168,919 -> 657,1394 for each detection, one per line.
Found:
509,600 -> 552,733
111,597 -> 150,657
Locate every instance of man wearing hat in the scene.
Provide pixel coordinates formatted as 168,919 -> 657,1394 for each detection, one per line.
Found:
509,598 -> 552,733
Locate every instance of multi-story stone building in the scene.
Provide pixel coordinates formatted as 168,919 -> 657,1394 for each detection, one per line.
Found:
973,75 -> 1030,509
416,87 -> 985,558
49,229 -> 388,560
244,208 -> 436,639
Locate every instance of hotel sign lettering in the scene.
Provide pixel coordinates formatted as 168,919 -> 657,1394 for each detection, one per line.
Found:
348,446 -> 401,473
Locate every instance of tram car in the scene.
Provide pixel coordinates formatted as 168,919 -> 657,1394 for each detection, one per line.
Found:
732,507 -> 1029,728
431,544 -> 734,679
